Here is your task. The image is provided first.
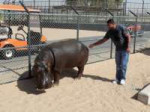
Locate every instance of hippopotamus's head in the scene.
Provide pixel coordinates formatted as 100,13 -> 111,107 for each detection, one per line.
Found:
33,61 -> 52,90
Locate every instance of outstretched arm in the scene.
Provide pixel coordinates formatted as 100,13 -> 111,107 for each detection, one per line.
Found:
89,38 -> 109,48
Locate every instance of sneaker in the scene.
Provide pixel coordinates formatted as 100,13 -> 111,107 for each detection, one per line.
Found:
120,79 -> 126,85
112,79 -> 119,84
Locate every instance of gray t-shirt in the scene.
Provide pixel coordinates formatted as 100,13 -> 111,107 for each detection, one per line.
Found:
104,25 -> 129,51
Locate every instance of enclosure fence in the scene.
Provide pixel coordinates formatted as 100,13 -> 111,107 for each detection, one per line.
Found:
0,10 -> 150,84
5,0 -> 150,17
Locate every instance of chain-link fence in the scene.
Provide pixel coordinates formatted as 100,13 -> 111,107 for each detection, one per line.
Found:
0,2 -> 150,84
4,0 -> 150,17
0,11 -> 29,84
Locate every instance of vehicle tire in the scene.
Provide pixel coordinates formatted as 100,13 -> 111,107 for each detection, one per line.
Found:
2,47 -> 15,60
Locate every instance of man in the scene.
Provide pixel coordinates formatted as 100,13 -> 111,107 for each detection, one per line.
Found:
89,19 -> 131,85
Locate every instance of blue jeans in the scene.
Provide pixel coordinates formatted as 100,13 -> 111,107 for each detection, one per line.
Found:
115,50 -> 129,81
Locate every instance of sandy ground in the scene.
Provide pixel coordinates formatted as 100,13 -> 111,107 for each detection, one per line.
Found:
0,50 -> 150,112
11,26 -> 106,41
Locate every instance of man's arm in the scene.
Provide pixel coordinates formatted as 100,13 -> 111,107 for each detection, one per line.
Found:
122,25 -> 131,52
125,34 -> 131,53
89,38 -> 109,48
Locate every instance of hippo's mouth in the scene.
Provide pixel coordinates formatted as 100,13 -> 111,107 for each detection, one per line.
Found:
36,82 -> 53,91
36,88 -> 46,92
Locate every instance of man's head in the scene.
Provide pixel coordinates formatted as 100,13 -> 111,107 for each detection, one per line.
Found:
107,19 -> 117,30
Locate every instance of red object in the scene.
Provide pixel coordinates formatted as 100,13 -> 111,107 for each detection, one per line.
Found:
127,25 -> 142,32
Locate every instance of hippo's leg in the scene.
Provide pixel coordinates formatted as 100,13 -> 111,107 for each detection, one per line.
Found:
54,71 -> 60,85
77,66 -> 84,79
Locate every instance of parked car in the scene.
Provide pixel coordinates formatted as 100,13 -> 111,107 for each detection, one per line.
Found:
127,24 -> 144,38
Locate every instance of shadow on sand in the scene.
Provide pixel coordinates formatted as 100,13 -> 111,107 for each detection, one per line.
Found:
131,83 -> 150,101
17,69 -> 78,95
82,74 -> 113,82
139,48 -> 150,56
17,71 -> 44,95
17,69 -> 112,95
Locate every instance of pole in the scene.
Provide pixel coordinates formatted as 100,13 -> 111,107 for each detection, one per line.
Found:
110,15 -> 114,59
77,15 -> 80,41
39,14 -> 42,35
124,0 -> 127,16
8,10 -> 10,27
133,17 -> 138,53
110,39 -> 113,58
142,0 -> 144,22
19,0 -> 32,78
70,6 -> 80,41
48,0 -> 51,13
105,9 -> 114,59
129,10 -> 138,53
27,13 -> 32,78
105,0 -> 108,17
106,0 -> 108,9
33,0 -> 35,9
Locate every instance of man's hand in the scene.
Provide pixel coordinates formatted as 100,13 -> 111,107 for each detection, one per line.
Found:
89,44 -> 95,48
89,38 -> 109,49
126,48 -> 130,53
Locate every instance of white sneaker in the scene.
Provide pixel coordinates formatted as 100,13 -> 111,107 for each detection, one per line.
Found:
112,79 -> 119,84
120,79 -> 126,85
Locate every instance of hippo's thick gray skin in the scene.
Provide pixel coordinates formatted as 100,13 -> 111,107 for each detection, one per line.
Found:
33,39 -> 89,89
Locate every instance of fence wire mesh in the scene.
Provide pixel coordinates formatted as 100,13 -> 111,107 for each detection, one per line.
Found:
0,12 -> 29,84
0,10 -> 150,84
8,0 -> 150,17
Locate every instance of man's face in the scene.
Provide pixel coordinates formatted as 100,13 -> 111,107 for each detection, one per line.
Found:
107,23 -> 116,30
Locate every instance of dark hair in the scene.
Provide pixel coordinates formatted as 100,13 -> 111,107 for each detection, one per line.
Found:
107,19 -> 115,24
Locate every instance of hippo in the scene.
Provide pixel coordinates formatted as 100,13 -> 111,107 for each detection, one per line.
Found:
32,39 -> 89,90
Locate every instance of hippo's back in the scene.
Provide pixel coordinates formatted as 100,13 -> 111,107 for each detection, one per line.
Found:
46,39 -> 89,69
50,39 -> 83,49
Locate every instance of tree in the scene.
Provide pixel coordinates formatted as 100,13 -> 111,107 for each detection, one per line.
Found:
66,0 -> 124,8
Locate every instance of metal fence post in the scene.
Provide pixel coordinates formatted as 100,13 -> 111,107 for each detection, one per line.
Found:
133,16 -> 138,53
129,10 -> 138,53
110,39 -> 113,58
77,15 -> 80,41
48,0 -> 51,13
19,1 -> 32,78
8,11 -> 11,26
105,9 -> 114,59
33,0 -> 36,9
27,13 -> 32,77
39,14 -> 43,35
70,6 -> 80,41
142,0 -> 144,22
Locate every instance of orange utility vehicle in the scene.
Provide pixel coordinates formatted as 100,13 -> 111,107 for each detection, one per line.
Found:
0,4 -> 47,59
